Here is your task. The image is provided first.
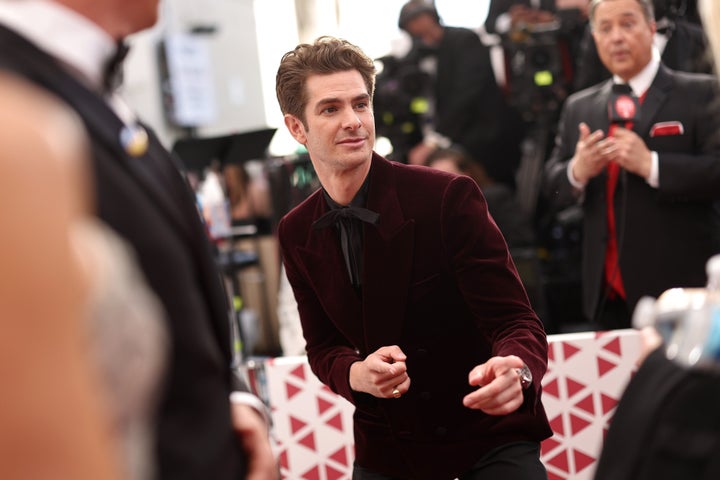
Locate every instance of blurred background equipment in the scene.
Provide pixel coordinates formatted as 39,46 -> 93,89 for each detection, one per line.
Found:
172,127 -> 282,358
373,53 -> 432,163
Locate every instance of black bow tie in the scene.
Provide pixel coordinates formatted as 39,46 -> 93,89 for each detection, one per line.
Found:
103,40 -> 130,93
312,205 -> 380,230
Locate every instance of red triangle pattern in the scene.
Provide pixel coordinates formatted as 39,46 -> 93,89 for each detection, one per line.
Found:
325,412 -> 344,432
573,448 -> 597,473
569,413 -> 592,436
574,393 -> 595,416
546,449 -> 570,472
550,414 -> 565,437
267,331 -> 641,480
600,393 -> 618,416
278,449 -> 289,469
565,377 -> 587,398
595,330 -> 613,339
602,337 -> 622,356
543,378 -> 560,399
286,381 -> 302,401
299,431 -> 316,451
317,396 -> 334,416
290,416 -> 307,435
541,436 -> 562,456
563,342 -> 581,361
290,363 -> 306,380
597,357 -> 618,377
301,465 -> 321,480
326,464 -> 345,480
329,446 -> 348,466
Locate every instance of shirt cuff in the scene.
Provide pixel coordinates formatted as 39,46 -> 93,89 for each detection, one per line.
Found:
646,151 -> 659,188
567,156 -> 587,190
229,391 -> 272,427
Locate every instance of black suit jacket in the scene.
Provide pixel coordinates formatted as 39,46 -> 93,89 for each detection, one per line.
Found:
0,25 -> 248,480
279,154 -> 552,479
544,65 -> 720,321
594,349 -> 720,480
431,26 -> 525,187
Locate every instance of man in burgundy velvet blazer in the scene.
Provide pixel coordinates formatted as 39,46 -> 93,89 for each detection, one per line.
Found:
276,37 -> 551,479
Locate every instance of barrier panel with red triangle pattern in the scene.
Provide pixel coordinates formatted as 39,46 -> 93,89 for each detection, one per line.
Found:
257,329 -> 641,480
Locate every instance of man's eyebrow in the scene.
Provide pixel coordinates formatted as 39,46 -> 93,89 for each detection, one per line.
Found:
315,93 -> 370,108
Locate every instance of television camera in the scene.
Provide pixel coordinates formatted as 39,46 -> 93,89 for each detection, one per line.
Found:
372,53 -> 433,163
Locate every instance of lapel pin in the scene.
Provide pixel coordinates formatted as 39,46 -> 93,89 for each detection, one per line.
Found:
120,123 -> 149,157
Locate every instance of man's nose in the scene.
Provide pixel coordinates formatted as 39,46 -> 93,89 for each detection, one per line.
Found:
342,110 -> 362,129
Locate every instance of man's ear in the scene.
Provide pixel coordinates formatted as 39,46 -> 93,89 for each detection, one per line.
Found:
284,114 -> 307,145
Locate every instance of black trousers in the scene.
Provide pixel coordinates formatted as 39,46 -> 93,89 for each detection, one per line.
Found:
352,441 -> 547,480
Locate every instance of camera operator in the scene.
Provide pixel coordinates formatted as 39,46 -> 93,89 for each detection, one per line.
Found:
396,0 -> 525,190
490,0 -> 590,119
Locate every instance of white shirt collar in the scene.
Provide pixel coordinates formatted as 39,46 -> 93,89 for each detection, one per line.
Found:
0,0 -> 115,91
613,47 -> 661,97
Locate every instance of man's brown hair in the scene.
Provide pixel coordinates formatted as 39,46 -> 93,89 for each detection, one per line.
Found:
276,36 -> 376,125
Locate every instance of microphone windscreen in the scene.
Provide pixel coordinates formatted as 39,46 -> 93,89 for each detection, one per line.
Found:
608,84 -> 640,124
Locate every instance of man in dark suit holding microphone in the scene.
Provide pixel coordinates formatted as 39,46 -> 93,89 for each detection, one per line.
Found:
543,0 -> 720,329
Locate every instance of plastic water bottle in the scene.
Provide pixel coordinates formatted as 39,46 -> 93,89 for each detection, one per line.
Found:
198,170 -> 231,240
701,254 -> 720,364
633,254 -> 720,369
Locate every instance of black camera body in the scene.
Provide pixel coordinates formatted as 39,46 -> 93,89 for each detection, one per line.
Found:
372,54 -> 433,162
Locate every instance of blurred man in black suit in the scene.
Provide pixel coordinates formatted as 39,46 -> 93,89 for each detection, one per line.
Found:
0,1 -> 276,478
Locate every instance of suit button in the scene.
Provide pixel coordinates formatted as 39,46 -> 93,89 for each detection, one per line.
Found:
398,430 -> 412,439
434,426 -> 448,437
420,391 -> 431,401
416,348 -> 429,358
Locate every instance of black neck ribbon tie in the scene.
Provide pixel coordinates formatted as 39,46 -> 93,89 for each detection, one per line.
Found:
311,205 -> 380,230
103,40 -> 130,94
312,205 -> 379,289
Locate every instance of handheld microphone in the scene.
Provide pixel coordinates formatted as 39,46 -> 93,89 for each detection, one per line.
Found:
608,83 -> 640,130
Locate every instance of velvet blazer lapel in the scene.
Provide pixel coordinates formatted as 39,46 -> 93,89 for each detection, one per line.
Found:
295,154 -> 414,352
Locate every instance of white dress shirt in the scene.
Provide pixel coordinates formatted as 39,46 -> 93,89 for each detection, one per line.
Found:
0,0 -> 114,92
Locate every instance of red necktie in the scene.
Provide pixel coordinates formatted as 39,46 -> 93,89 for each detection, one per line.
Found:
604,90 -> 646,299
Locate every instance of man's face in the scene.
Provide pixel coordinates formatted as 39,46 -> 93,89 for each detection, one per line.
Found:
284,69 -> 375,178
404,13 -> 444,48
591,0 -> 656,81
